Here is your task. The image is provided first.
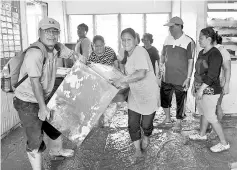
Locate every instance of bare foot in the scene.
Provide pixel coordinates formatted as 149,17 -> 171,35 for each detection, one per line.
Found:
141,136 -> 149,150
133,149 -> 143,159
161,118 -> 172,125
173,121 -> 181,132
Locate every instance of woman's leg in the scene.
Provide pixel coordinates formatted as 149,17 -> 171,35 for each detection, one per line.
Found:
141,112 -> 156,150
211,122 -> 227,145
200,115 -> 209,136
128,109 -> 142,157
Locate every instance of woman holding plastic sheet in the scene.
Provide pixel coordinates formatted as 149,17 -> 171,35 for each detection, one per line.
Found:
189,27 -> 230,152
111,28 -> 159,159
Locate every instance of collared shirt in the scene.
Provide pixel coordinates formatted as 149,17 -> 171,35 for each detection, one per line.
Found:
162,33 -> 195,86
15,44 -> 73,103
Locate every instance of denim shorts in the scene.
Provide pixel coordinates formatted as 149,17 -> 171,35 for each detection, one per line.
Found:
13,97 -> 61,152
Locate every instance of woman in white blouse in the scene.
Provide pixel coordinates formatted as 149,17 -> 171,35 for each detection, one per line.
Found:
112,28 -> 159,159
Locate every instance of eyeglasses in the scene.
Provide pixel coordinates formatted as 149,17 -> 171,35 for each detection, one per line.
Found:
43,29 -> 60,36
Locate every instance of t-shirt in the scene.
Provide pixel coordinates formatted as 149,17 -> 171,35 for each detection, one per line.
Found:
15,45 -> 73,103
143,46 -> 159,74
162,33 -> 195,86
215,44 -> 231,87
194,47 -> 223,95
88,46 -> 116,66
117,47 -> 125,61
75,37 -> 92,58
125,46 -> 159,115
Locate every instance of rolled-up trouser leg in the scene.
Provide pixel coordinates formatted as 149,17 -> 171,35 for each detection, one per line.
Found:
174,85 -> 187,120
141,112 -> 156,137
128,109 -> 142,141
13,97 -> 46,153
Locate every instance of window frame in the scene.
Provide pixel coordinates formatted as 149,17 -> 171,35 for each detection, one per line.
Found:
68,13 -> 170,54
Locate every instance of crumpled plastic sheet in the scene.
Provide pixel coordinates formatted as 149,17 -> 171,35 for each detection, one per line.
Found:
47,61 -> 125,145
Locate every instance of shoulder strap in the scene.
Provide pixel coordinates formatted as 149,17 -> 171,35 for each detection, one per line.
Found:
13,41 -> 48,89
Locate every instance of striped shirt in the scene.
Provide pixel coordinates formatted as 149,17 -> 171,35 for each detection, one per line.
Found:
162,33 -> 195,86
88,46 -> 116,66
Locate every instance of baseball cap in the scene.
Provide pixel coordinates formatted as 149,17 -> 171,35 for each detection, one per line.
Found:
164,17 -> 184,26
38,17 -> 60,30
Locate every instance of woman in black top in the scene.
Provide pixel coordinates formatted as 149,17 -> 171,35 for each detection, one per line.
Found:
189,27 -> 230,152
142,33 -> 160,75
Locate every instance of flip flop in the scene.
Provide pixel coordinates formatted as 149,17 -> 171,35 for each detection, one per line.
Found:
50,155 -> 65,161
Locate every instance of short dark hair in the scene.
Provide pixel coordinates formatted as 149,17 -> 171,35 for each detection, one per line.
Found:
121,28 -> 136,39
142,33 -> 154,44
93,35 -> 105,44
175,24 -> 183,30
77,23 -> 88,32
216,32 -> 222,44
136,33 -> 140,44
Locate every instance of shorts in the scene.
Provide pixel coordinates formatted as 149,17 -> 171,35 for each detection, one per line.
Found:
196,94 -> 220,124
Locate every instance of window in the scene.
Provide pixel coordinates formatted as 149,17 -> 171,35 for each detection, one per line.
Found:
26,1 -> 48,45
207,1 -> 237,60
95,15 -> 118,53
69,15 -> 93,43
121,14 -> 144,43
146,14 -> 170,54
68,13 -> 170,55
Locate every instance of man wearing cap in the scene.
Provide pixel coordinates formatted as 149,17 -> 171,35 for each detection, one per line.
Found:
13,18 -> 78,169
160,17 -> 195,131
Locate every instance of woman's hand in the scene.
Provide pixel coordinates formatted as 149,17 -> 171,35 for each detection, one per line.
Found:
196,88 -> 204,100
110,78 -> 127,89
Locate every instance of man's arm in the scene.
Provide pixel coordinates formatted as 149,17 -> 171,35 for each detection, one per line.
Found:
182,41 -> 195,91
160,46 -> 166,64
57,43 -> 81,63
30,77 -> 47,109
187,59 -> 194,79
154,48 -> 160,66
81,38 -> 91,62
24,48 -> 50,120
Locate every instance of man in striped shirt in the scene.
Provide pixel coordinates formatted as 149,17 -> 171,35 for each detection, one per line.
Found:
160,17 -> 195,131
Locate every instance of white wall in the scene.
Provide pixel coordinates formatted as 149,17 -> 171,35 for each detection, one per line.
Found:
222,62 -> 237,114
66,0 -> 171,14
20,1 -> 29,49
45,0 -> 68,43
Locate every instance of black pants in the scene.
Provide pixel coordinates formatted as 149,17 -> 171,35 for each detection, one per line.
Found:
128,109 -> 155,142
160,81 -> 187,120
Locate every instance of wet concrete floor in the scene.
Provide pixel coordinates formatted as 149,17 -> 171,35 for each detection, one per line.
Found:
1,102 -> 237,170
